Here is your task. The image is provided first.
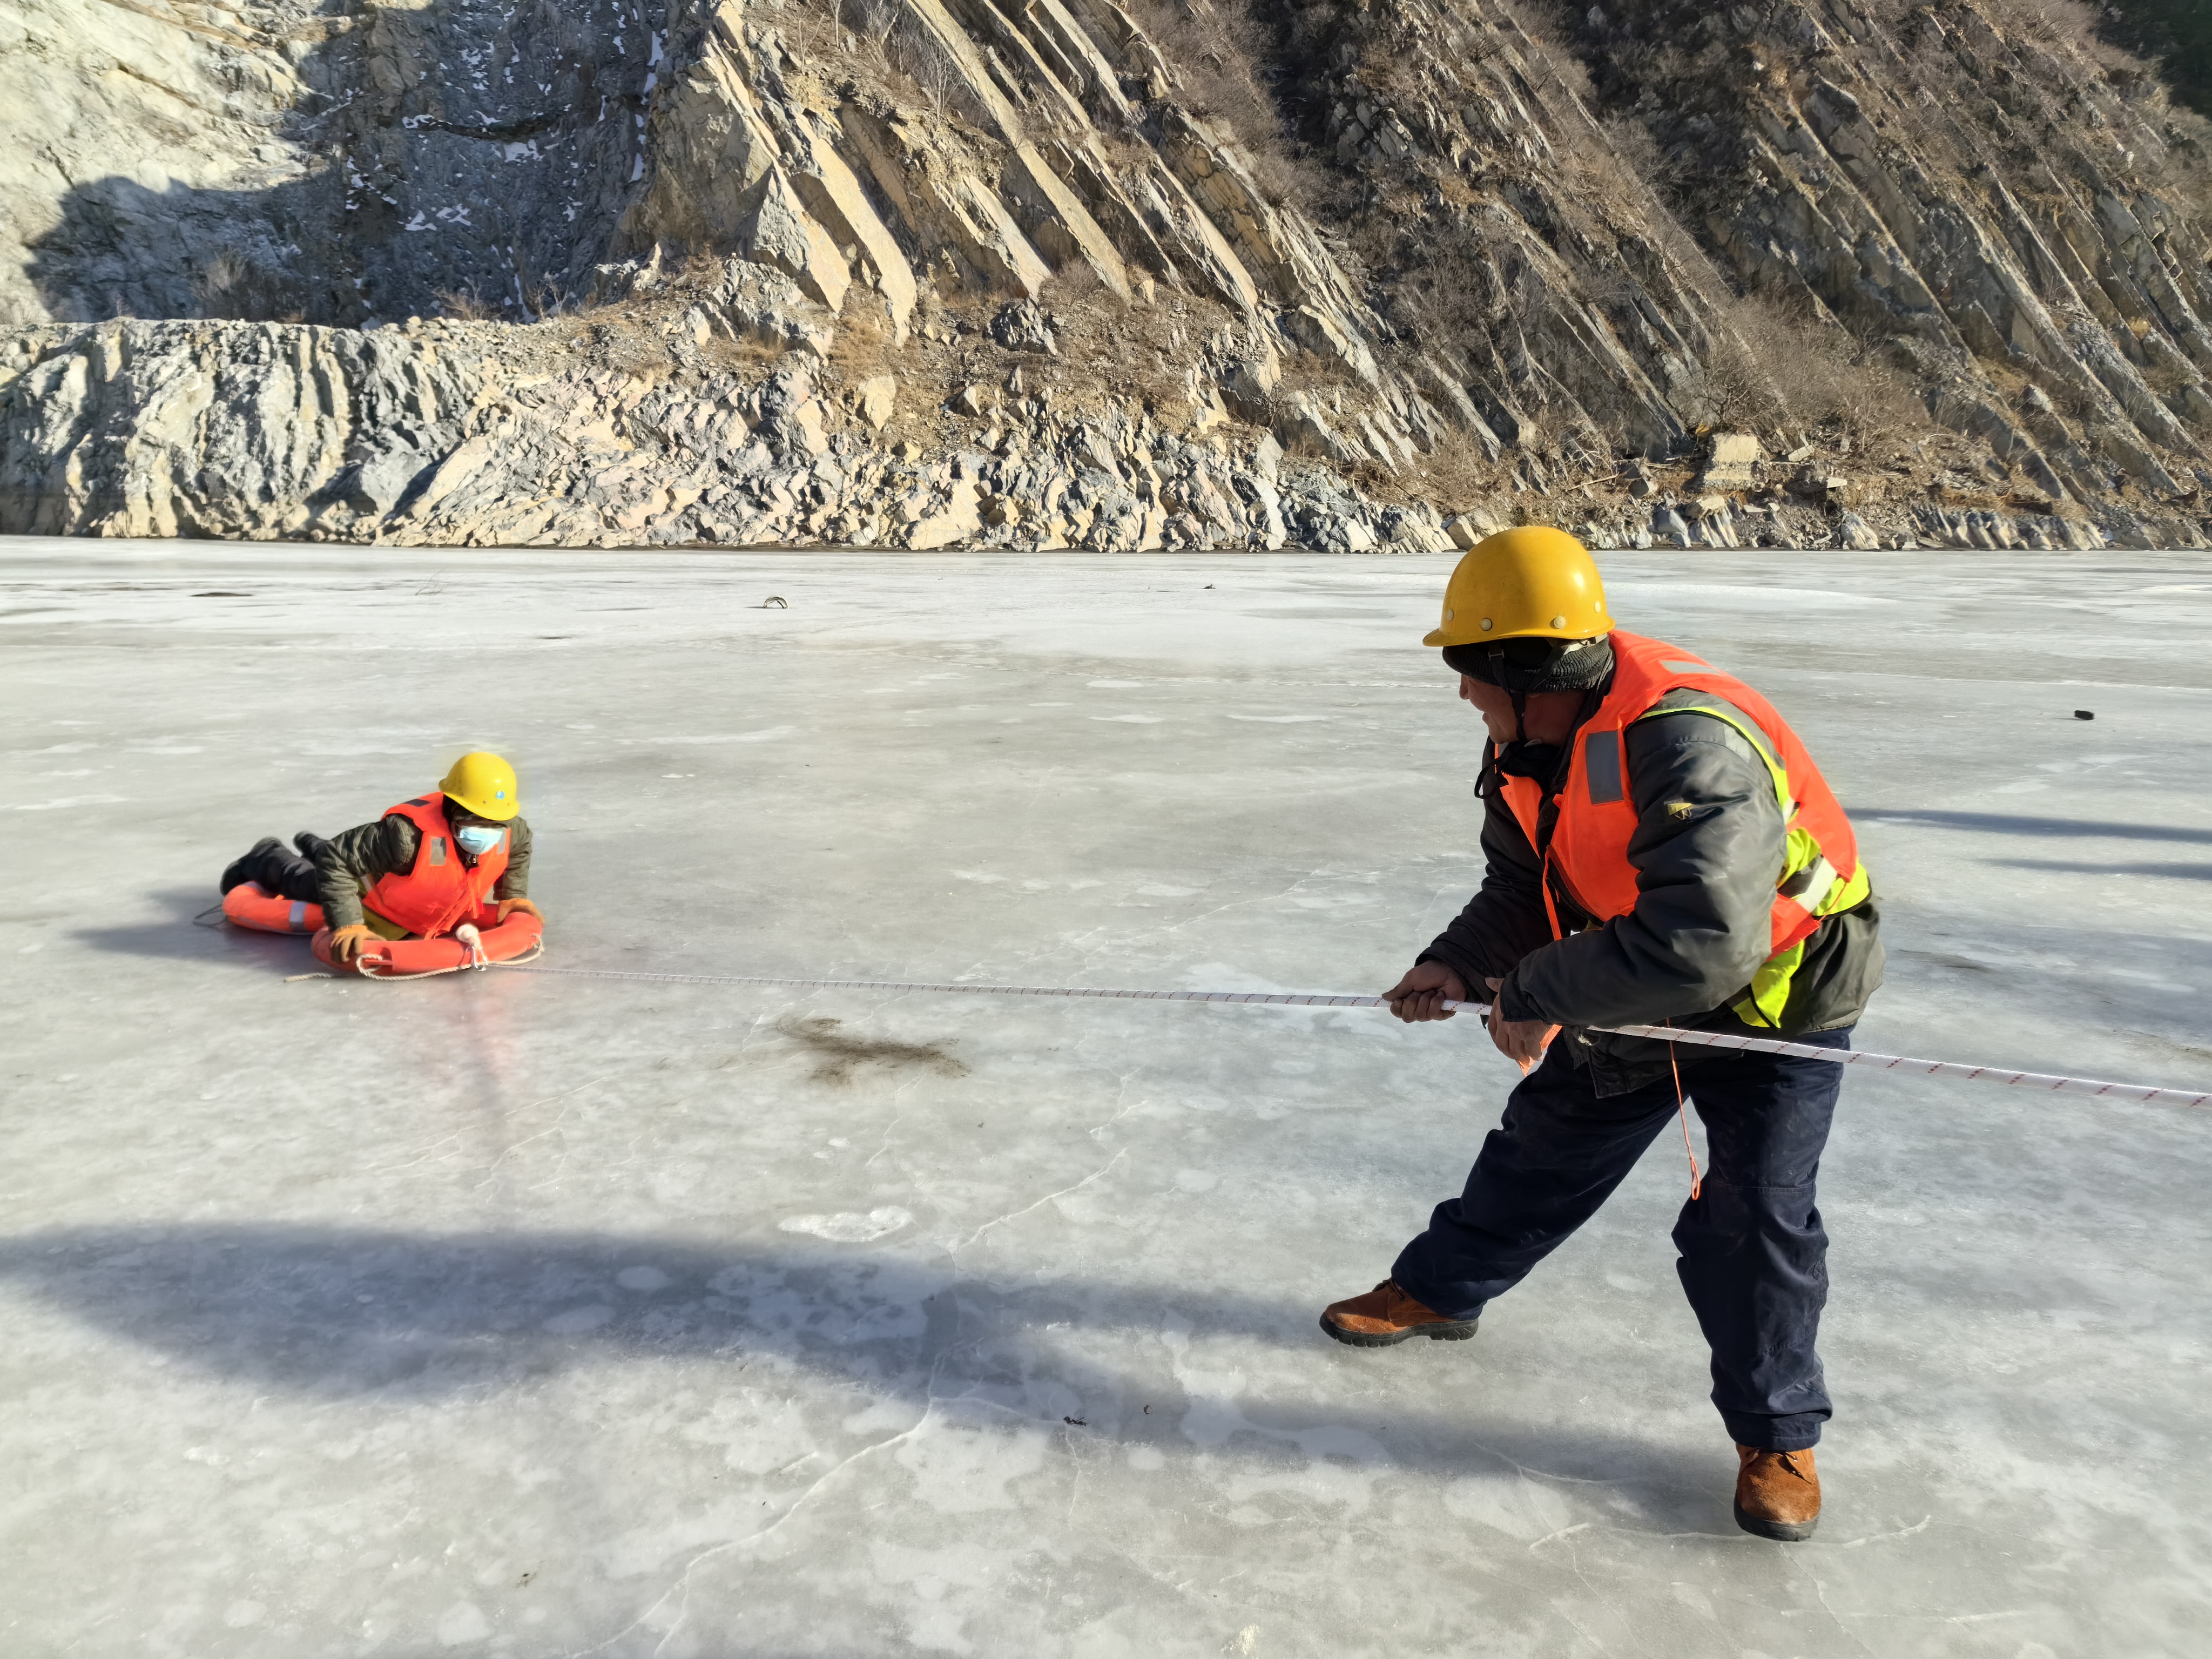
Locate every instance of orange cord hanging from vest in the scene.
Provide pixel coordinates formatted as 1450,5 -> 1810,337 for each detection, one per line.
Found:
1667,1021 -> 1703,1201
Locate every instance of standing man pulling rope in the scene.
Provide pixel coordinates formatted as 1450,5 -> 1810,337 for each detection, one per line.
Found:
1322,529 -> 1883,1541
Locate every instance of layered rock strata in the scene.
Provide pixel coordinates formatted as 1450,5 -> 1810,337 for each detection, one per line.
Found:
2,0 -> 2209,548
0,315 -> 1428,551
1570,0 -> 2212,507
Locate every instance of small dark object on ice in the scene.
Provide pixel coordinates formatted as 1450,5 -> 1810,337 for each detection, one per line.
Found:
763,596 -> 787,609
2074,709 -> 2094,720
1064,1416 -> 1087,1426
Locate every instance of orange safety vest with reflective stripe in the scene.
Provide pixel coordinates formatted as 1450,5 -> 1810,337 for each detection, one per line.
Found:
1495,630 -> 1871,1027
361,794 -> 510,939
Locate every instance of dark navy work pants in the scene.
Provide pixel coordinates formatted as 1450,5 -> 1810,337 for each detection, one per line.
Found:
1391,1028 -> 1850,1451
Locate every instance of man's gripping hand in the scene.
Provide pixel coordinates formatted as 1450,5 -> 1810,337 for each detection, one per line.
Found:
1482,975 -> 1560,1075
327,925 -> 375,962
497,898 -> 543,923
1382,960 -> 1468,1023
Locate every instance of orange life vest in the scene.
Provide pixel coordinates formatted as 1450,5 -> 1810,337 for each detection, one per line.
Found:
1495,630 -> 1870,1026
361,794 -> 510,939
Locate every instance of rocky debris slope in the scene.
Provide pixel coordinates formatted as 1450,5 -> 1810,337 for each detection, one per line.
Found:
1278,0 -> 1730,470
1278,0 -> 2212,537
2,0 -> 2209,549
1573,0 -> 2212,510
0,315 -> 1435,550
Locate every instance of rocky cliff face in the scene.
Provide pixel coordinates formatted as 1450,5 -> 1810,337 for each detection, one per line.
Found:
2,0 -> 2208,550
2,0 -> 672,325
1577,0 -> 2212,503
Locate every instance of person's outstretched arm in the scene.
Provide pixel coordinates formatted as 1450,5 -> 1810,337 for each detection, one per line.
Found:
311,817 -> 420,959
495,819 -> 540,922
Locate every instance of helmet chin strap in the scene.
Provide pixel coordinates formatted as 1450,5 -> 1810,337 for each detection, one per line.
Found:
1507,683 -> 1605,757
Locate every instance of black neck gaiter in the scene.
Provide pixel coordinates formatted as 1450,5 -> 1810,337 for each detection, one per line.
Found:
1493,740 -> 1569,781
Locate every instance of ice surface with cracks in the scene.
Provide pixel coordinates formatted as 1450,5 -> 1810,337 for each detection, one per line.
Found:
1,542 -> 2210,1657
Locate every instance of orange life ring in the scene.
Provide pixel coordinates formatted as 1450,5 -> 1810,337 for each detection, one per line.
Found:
222,882 -> 327,935
312,908 -> 544,977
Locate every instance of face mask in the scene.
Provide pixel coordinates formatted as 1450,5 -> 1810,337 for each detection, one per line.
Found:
454,824 -> 504,855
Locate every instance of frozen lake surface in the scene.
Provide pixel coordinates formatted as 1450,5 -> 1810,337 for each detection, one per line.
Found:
3,541 -> 2210,1658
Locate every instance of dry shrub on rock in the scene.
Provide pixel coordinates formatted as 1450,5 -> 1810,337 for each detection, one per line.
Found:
1123,0 -> 1313,211
434,287 -> 500,322
1697,294 -> 1931,450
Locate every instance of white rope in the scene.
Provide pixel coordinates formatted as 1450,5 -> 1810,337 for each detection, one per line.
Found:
508,967 -> 1389,1006
1593,1021 -> 2209,1108
496,966 -> 2211,1110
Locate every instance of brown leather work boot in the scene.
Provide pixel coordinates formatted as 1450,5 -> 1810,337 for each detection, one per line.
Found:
1319,1279 -> 1480,1347
1734,1445 -> 1821,1541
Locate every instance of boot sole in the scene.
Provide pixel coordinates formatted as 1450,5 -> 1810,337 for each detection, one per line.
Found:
220,839 -> 284,895
1319,1314 -> 1480,1347
1733,1500 -> 1818,1542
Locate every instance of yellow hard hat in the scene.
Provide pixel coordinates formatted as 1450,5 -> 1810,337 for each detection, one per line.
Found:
1423,527 -> 1613,648
439,751 -> 520,821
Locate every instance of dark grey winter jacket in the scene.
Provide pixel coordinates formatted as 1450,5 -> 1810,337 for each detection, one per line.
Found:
1419,691 -> 1883,1095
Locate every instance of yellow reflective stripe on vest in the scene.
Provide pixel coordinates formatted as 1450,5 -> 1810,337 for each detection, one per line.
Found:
1780,854 -> 1838,911
1731,863 -> 1872,1027
1818,861 -> 1870,920
1734,939 -> 1806,1027
1779,825 -> 1823,898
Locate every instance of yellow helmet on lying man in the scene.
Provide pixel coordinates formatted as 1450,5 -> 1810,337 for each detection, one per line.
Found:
439,751 -> 520,821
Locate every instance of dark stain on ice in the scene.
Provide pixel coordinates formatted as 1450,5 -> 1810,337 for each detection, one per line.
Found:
2128,1030 -> 2212,1064
774,1015 -> 969,1084
1900,950 -> 1995,974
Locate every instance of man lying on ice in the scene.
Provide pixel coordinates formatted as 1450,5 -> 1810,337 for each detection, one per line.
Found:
218,751 -> 540,963
1323,528 -> 1882,1543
